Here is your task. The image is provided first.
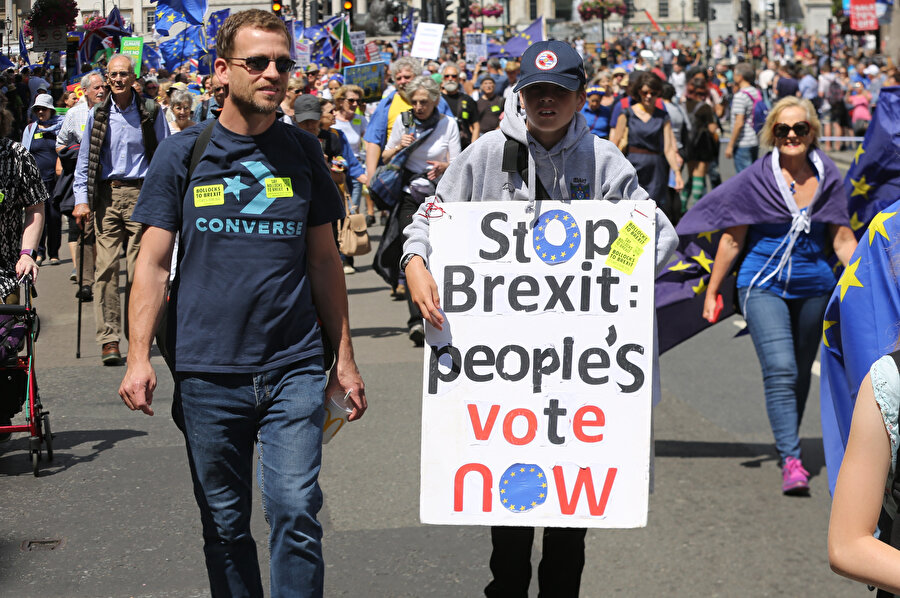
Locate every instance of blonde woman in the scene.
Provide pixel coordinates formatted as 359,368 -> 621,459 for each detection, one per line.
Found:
691,97 -> 857,494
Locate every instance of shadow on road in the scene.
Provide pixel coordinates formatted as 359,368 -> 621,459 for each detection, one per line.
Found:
347,286 -> 389,296
655,437 -> 826,477
350,326 -> 406,339
0,428 -> 148,477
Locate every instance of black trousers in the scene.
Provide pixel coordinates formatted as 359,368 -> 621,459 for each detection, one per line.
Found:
484,526 -> 588,598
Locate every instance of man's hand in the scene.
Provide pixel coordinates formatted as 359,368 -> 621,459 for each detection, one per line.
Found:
725,146 -> 734,159
406,256 -> 444,329
119,359 -> 157,416
72,204 -> 91,230
324,357 -> 367,421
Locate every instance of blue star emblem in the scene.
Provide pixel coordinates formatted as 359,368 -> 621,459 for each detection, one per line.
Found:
224,176 -> 249,201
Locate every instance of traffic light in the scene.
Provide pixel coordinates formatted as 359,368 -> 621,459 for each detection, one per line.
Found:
310,0 -> 320,24
439,0 -> 454,25
271,0 -> 282,17
740,0 -> 752,31
709,7 -> 716,19
343,0 -> 353,24
458,0 -> 471,28
766,0 -> 775,18
697,0 -> 708,20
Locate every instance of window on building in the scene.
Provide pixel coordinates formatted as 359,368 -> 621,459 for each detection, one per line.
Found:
530,0 -> 538,20
555,0 -> 572,20
659,0 -> 669,17
146,9 -> 156,33
693,0 -> 699,17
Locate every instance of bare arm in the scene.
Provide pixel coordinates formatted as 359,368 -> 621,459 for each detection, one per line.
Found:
470,121 -> 481,143
702,225 -> 747,321
726,113 -> 745,159
16,203 -> 44,282
663,121 -> 683,191
307,222 -> 367,420
830,224 -> 858,267
118,226 -> 175,416
610,113 -> 627,148
365,141 -> 382,182
829,374 -> 900,592
406,255 -> 443,330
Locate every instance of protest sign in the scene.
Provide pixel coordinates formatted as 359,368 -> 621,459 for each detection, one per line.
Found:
295,42 -> 311,68
119,37 -> 144,75
33,25 -> 67,52
850,0 -> 879,30
343,61 -> 387,102
349,31 -> 366,59
420,200 -> 656,529
465,33 -> 488,65
410,22 -> 445,60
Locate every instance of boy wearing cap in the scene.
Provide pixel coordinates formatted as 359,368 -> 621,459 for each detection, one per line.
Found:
402,40 -> 676,597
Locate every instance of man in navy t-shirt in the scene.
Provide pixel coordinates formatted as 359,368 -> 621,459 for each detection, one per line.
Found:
118,10 -> 366,598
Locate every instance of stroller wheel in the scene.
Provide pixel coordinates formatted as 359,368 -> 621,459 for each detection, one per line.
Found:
42,414 -> 52,461
31,450 -> 39,476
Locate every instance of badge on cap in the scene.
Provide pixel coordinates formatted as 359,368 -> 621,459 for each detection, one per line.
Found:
535,51 -> 558,71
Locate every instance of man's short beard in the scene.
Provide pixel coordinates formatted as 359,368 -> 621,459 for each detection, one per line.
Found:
232,91 -> 278,115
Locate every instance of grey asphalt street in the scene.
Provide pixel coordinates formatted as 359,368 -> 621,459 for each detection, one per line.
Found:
0,150 -> 864,597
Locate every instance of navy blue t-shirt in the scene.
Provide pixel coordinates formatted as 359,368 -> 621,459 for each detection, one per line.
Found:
132,119 -> 344,373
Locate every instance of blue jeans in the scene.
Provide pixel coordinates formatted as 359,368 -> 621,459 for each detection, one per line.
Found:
738,287 -> 829,461
733,145 -> 759,173
348,176 -> 364,215
174,357 -> 327,598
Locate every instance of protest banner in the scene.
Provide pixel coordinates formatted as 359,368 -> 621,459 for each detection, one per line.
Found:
420,200 -> 656,529
349,31 -> 367,59
410,22 -> 445,60
343,61 -> 387,103
295,42 -> 311,68
465,33 -> 488,65
33,25 -> 67,52
850,0 -> 879,30
365,41 -> 379,62
119,37 -> 144,75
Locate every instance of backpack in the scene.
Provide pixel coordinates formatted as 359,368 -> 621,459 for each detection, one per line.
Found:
750,90 -> 772,134
685,101 -> 718,163
828,78 -> 845,105
740,88 -> 766,133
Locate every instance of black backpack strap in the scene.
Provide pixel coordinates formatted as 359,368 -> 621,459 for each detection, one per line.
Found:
187,120 -> 216,182
501,134 -> 550,200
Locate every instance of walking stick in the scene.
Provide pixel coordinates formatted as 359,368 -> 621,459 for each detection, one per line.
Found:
76,228 -> 85,359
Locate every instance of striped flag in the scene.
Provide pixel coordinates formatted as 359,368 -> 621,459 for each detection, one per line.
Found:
644,10 -> 662,32
331,15 -> 355,66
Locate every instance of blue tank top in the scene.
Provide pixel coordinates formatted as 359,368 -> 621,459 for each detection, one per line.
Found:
736,208 -> 836,298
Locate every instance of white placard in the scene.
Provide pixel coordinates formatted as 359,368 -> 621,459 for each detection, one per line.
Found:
349,31 -> 367,59
465,32 -> 488,65
295,42 -> 310,68
410,22 -> 445,60
420,200 -> 656,529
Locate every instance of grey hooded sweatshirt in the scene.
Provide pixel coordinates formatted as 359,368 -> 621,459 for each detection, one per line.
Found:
403,91 -> 677,272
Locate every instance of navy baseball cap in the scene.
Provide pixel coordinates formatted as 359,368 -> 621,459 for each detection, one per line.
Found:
513,40 -> 586,93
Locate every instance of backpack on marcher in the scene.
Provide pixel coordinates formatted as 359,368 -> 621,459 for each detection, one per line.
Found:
749,89 -> 772,134
828,78 -> 845,106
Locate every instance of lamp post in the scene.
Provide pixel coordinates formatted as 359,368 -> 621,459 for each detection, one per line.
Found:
680,0 -> 684,29
4,17 -> 11,56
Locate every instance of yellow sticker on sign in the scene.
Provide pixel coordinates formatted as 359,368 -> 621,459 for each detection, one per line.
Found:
606,244 -> 639,275
265,177 -> 293,198
620,220 -> 650,249
193,184 -> 225,207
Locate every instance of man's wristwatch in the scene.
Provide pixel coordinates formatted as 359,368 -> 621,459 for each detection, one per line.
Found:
19,249 -> 37,260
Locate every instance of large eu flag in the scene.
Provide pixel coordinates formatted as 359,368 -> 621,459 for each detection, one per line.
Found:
500,17 -> 544,57
153,0 -> 207,26
820,86 -> 900,493
154,4 -> 188,37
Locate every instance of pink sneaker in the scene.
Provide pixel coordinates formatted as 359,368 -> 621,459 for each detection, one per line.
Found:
782,457 -> 810,495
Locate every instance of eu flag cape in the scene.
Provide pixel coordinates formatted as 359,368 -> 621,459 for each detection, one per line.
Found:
656,149 -> 849,353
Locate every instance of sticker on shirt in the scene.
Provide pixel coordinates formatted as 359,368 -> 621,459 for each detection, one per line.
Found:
34,132 -> 43,139
570,182 -> 590,200
265,177 -> 293,198
491,105 -> 501,113
80,124 -> 85,131
194,184 -> 225,207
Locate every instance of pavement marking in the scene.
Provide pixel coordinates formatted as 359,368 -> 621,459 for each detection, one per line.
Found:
731,319 -> 820,377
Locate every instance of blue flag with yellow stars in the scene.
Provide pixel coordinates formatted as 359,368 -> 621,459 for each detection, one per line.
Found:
142,44 -> 163,72
206,8 -> 229,47
152,0 -> 207,26
842,86 -> 900,238
160,25 -> 207,71
398,7 -> 415,44
154,4 -> 188,37
820,211 -> 900,493
303,24 -> 328,44
19,28 -> 30,66
500,17 -> 544,57
310,36 -> 335,69
498,464 -> 549,513
0,52 -> 13,70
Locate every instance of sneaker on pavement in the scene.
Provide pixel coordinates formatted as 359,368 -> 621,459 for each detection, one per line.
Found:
782,456 -> 810,495
70,268 -> 77,283
101,341 -> 122,366
343,264 -> 356,274
76,285 -> 93,302
394,283 -> 408,299
409,323 -> 425,347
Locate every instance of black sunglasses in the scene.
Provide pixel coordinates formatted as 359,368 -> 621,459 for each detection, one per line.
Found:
224,56 -> 295,74
773,121 -> 811,139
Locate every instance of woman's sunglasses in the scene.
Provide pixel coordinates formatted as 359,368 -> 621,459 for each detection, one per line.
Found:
773,121 -> 811,139
224,56 -> 295,74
